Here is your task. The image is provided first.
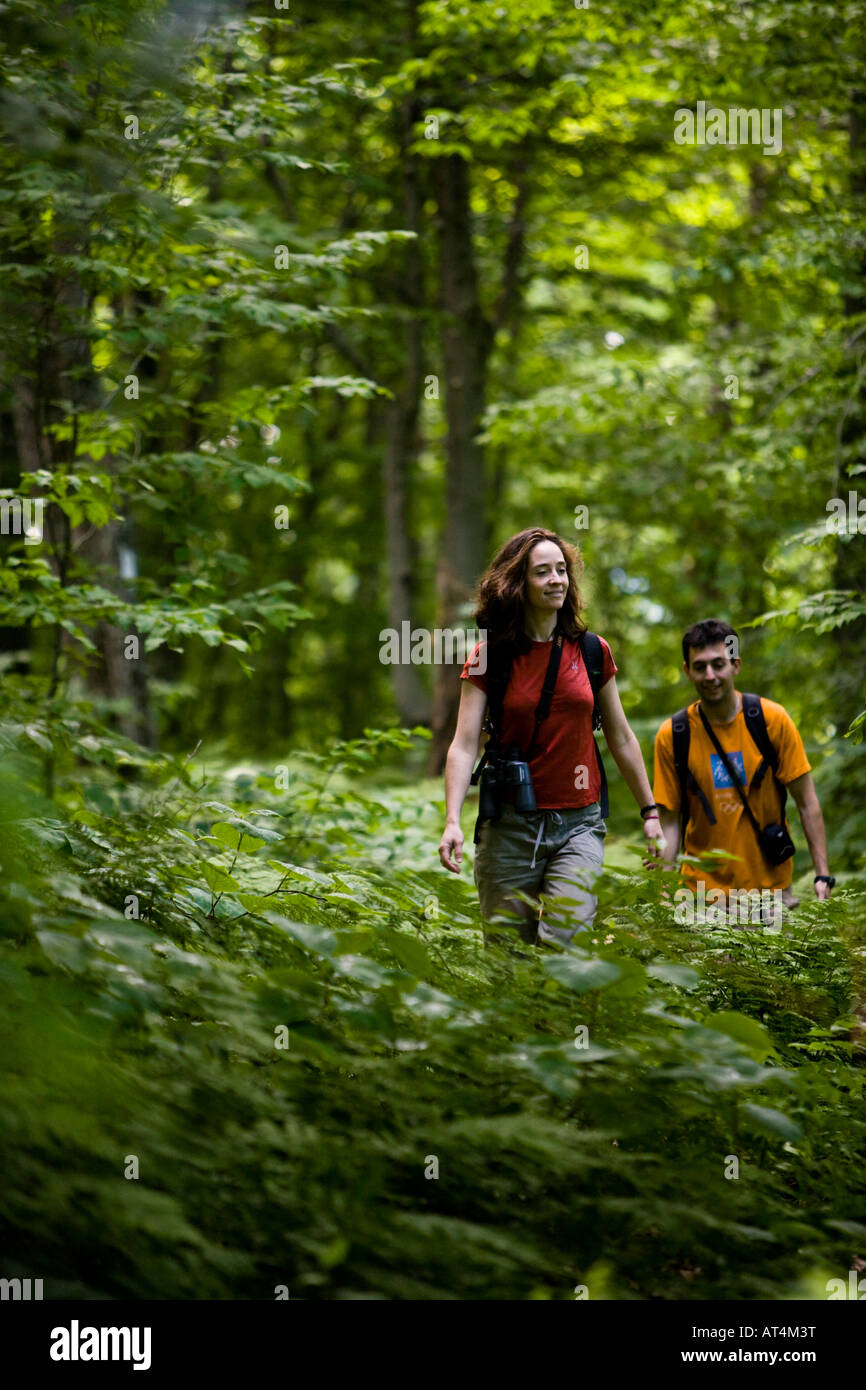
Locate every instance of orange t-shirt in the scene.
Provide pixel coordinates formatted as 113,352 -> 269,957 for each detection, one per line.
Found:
653,696 -> 811,893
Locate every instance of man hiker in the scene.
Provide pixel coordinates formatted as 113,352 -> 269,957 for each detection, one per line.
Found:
652,618 -> 834,926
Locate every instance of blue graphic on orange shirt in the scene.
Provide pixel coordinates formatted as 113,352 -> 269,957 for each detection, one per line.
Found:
710,751 -> 745,789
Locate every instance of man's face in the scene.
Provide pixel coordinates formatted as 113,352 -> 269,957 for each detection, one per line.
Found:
684,641 -> 741,705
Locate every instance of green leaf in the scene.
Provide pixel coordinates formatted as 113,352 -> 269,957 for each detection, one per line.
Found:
541,953 -> 621,993
236,894 -> 276,913
266,861 -> 332,886
330,954 -> 397,987
263,913 -> 338,956
603,955 -> 647,998
825,1219 -> 866,1239
201,862 -> 240,893
24,724 -> 52,751
383,931 -> 431,978
211,821 -> 268,853
741,1104 -> 802,1141
36,930 -> 90,974
647,962 -> 701,989
704,1011 -> 775,1060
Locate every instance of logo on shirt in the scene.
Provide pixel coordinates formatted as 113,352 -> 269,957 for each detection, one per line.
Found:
710,750 -> 745,789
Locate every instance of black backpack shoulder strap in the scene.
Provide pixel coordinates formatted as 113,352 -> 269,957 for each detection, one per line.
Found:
670,703 -> 717,850
578,630 -> 604,729
742,692 -> 787,814
742,692 -> 774,768
482,639 -> 512,744
469,640 -> 511,839
470,644 -> 507,784
578,630 -> 609,817
671,706 -> 691,820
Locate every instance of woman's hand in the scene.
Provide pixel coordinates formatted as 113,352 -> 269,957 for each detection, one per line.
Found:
642,812 -> 667,866
438,820 -> 464,874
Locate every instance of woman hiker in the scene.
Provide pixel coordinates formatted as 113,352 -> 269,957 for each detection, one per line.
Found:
438,528 -> 666,947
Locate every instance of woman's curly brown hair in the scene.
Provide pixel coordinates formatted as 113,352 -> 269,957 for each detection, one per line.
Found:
473,528 -> 587,654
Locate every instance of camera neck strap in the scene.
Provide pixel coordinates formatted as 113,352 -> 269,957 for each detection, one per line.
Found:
524,628 -> 565,758
697,703 -> 764,839
471,626 -> 564,788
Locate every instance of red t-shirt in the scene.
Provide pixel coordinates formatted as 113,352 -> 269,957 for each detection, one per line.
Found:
460,634 -> 617,810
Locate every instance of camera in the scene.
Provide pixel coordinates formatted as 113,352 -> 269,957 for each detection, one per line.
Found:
478,744 -> 537,819
758,822 -> 795,866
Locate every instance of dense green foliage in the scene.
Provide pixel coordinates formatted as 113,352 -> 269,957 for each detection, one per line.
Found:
1,727 -> 864,1300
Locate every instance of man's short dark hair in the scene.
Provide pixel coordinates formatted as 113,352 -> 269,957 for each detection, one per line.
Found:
682,618 -> 738,666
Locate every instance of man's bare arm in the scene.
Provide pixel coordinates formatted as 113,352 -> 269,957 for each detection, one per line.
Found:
656,806 -> 680,864
786,771 -> 831,897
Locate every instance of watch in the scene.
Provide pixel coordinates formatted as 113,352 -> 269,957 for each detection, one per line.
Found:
814,875 -> 835,887
640,803 -> 659,819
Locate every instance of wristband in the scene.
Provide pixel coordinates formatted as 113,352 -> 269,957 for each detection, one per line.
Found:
640,804 -> 659,820
814,874 -> 835,887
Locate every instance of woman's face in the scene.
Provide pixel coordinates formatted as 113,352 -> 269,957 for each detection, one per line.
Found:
524,540 -> 568,616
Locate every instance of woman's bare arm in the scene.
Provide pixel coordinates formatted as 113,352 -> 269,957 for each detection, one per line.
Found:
439,680 -> 488,873
598,677 -> 666,854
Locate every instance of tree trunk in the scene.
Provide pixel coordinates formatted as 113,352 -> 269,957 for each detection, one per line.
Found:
382,83 -> 430,727
426,153 -> 493,774
833,85 -> 866,730
58,268 -> 154,746
5,235 -> 153,745
338,397 -> 388,736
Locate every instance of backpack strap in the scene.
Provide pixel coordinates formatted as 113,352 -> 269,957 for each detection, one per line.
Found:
481,638 -> 512,748
469,639 -> 507,844
742,692 -> 787,818
670,704 -> 717,851
671,707 -> 691,851
469,640 -> 510,840
578,630 -> 609,818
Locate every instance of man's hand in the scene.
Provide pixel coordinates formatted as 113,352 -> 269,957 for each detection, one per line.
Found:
438,820 -> 464,874
642,813 -> 667,867
814,878 -> 832,901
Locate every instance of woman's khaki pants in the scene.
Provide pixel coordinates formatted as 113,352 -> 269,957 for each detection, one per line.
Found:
473,802 -> 607,947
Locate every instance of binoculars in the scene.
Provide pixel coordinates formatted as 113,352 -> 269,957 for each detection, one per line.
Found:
478,744 -> 537,819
